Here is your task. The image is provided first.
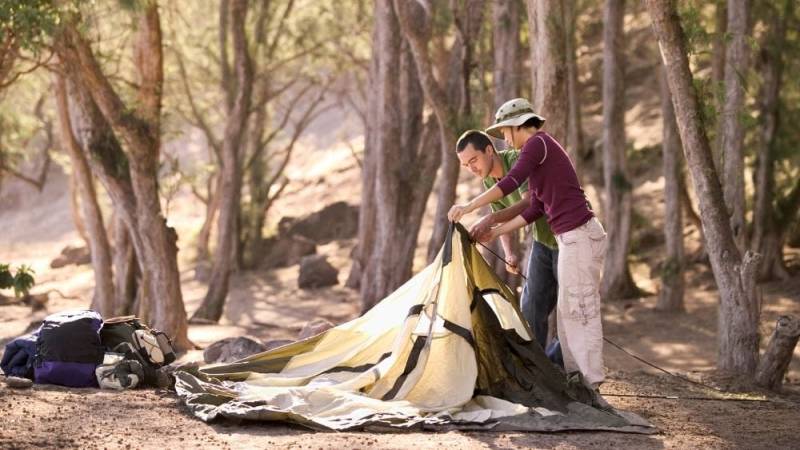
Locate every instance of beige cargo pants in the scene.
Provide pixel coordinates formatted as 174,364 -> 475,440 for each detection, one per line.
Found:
555,217 -> 607,387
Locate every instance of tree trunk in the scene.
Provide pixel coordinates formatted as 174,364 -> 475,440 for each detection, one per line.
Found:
347,22 -> 381,291
564,0 -> 585,166
68,173 -> 90,247
645,0 -> 761,377
600,0 -> 640,301
493,0 -> 520,109
711,0 -> 727,175
525,0 -> 568,146
720,0 -> 750,253
196,174 -> 220,262
414,0 -> 485,263
488,0 -> 522,290
55,76 -> 116,316
360,0 -> 441,310
755,316 -> 800,391
657,65 -> 685,311
193,0 -> 254,323
111,211 -> 138,316
56,3 -> 192,351
751,0 -> 791,282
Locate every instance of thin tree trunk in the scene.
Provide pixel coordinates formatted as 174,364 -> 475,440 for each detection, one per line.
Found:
600,0 -> 640,300
421,0 -> 485,263
493,0 -> 520,109
193,0 -> 253,323
751,0 -> 791,282
55,76 -> 115,316
56,3 -> 192,350
657,66 -> 685,311
564,0 -> 586,165
720,0 -> 750,252
645,0 -> 761,377
360,0 -> 441,310
196,173 -> 220,262
68,172 -> 92,247
347,18 -> 382,291
111,211 -> 138,316
489,0 -> 522,290
711,0 -> 727,175
526,0 -> 568,145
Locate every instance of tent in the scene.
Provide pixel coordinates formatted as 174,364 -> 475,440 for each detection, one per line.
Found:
175,224 -> 655,433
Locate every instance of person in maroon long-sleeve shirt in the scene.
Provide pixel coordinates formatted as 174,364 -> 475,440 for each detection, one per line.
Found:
448,98 -> 608,389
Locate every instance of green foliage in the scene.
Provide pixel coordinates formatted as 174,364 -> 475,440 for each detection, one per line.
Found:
0,263 -> 35,297
0,0 -> 65,52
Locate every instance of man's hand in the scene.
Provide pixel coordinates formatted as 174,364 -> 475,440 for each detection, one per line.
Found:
448,203 -> 472,222
505,253 -> 520,275
469,214 -> 495,241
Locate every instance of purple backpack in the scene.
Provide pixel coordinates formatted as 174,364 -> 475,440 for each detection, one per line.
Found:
34,310 -> 104,388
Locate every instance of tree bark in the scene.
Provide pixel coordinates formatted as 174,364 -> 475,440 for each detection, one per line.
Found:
56,2 -> 191,350
193,0 -> 254,323
400,0 -> 484,263
600,0 -> 641,301
711,0 -> 727,175
657,65 -> 685,311
359,0 -> 441,310
564,0 -> 586,165
751,0 -> 791,282
754,316 -> 800,391
68,172 -> 90,247
55,76 -> 116,317
489,0 -> 522,290
111,211 -> 138,316
525,0 -> 568,146
346,21 -> 381,291
195,174 -> 220,262
645,0 -> 761,377
493,0 -> 521,109
720,0 -> 750,252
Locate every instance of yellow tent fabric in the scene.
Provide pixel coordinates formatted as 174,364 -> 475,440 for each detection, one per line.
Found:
175,224 -> 655,433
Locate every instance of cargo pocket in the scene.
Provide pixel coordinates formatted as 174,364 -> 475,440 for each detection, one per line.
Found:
566,283 -> 600,324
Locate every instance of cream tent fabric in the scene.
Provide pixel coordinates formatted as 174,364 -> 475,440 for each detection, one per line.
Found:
175,224 -> 655,433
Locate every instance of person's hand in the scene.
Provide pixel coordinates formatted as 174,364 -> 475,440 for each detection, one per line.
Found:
476,227 -> 498,244
505,253 -> 520,275
469,214 -> 495,241
448,202 -> 472,222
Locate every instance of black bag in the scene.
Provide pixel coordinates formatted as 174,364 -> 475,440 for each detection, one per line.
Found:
100,316 -> 176,386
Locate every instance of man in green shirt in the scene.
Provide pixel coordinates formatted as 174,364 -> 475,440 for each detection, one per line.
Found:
455,130 -> 559,352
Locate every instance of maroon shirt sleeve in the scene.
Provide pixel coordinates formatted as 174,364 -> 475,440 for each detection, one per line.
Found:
521,194 -> 544,224
496,136 -> 545,196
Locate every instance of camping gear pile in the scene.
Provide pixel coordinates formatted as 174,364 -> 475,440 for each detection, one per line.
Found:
1,310 -> 175,390
176,224 -> 656,433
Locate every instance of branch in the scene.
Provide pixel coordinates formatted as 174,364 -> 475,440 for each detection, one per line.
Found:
174,44 -> 222,158
393,0 -> 456,127
264,0 -> 296,60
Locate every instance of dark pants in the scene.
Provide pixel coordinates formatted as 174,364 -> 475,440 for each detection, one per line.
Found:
521,241 -> 559,350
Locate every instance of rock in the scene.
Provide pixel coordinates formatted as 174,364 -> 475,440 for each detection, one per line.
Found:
280,202 -> 359,244
258,235 -> 317,270
298,318 -> 334,340
4,376 -> 33,389
203,336 -> 268,364
263,339 -> 294,351
298,255 -> 339,289
50,245 -> 90,269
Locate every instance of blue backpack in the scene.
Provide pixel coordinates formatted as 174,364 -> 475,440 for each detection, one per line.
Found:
34,310 -> 104,388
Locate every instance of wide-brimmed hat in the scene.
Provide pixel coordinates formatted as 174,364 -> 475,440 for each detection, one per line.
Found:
484,98 -> 546,138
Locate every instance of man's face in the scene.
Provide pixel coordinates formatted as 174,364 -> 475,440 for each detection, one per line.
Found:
457,143 -> 493,178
